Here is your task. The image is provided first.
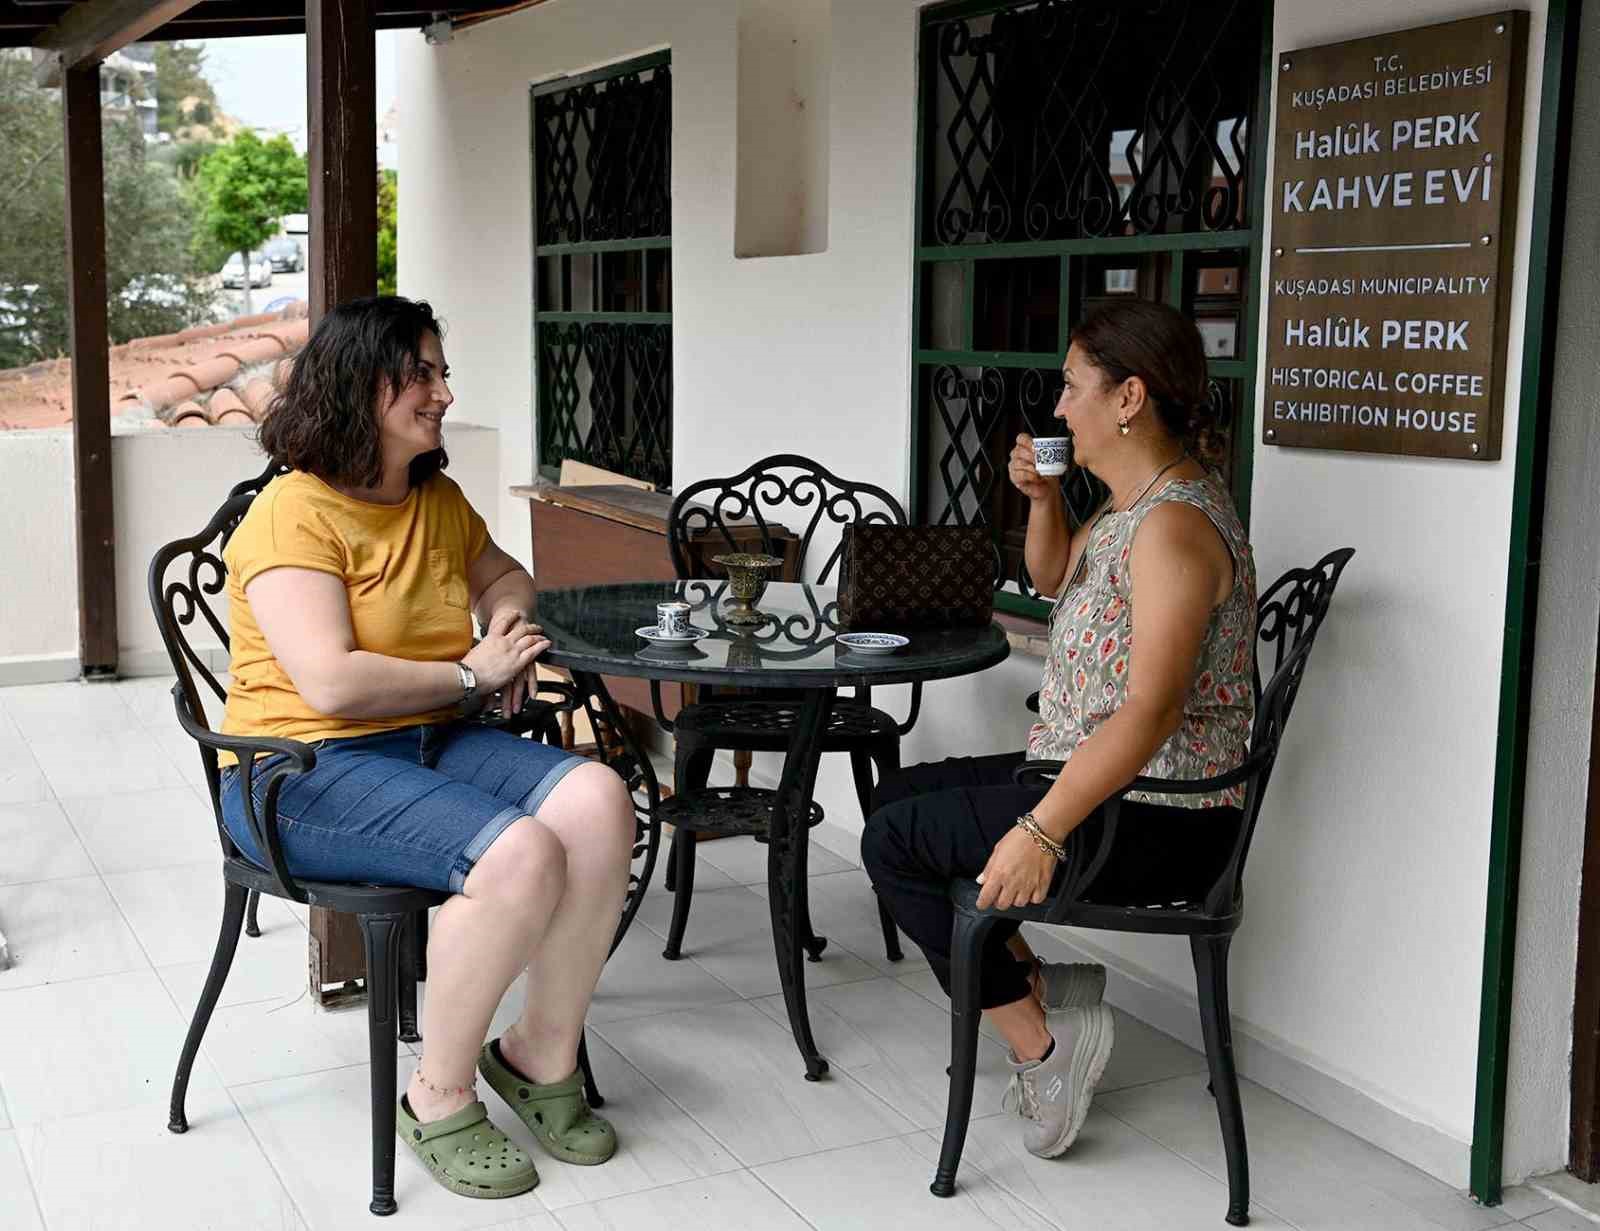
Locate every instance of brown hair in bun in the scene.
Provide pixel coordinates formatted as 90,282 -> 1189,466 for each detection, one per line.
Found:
1070,300 -> 1224,463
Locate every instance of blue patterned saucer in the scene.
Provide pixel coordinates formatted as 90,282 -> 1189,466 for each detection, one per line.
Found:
837,632 -> 910,656
635,626 -> 708,647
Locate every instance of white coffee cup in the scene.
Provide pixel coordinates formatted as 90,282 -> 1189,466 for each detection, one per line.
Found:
1032,436 -> 1070,477
656,601 -> 692,639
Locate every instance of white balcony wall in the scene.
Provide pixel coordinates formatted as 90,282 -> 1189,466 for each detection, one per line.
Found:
0,424 -> 500,679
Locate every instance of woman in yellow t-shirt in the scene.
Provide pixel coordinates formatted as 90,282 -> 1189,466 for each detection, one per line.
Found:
219,296 -> 631,1200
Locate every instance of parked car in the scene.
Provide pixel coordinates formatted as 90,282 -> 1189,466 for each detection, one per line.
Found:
262,236 -> 304,274
221,254 -> 273,289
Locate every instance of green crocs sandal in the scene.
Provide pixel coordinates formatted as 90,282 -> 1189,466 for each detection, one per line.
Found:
396,1096 -> 540,1199
479,1039 -> 618,1165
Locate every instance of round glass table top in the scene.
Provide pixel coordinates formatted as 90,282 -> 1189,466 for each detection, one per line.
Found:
538,580 -> 1010,689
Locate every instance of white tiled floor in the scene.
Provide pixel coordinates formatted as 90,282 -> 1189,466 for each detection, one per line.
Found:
0,678 -> 1572,1230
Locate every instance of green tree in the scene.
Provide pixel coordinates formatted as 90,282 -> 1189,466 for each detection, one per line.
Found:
0,55 -> 212,370
150,137 -> 219,182
151,42 -> 217,137
377,168 -> 398,295
194,131 -> 307,314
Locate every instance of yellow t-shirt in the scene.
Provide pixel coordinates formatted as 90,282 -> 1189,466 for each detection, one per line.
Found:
218,471 -> 489,763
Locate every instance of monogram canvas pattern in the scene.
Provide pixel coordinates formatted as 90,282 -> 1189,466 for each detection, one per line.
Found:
838,525 -> 996,629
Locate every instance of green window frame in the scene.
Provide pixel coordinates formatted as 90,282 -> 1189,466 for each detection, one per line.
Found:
909,0 -> 1274,619
532,50 -> 673,490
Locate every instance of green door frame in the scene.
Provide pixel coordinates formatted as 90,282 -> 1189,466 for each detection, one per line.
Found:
529,49 -> 673,487
1471,0 -> 1585,1205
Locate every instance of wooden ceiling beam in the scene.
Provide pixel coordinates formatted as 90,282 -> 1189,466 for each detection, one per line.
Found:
5,0 -> 499,48
32,0 -> 202,84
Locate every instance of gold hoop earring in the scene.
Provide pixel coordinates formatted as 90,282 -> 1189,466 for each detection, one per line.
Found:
1117,417 -> 1130,437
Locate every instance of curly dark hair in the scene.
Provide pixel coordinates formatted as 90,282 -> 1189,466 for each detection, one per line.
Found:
257,295 -> 449,489
1070,300 -> 1224,464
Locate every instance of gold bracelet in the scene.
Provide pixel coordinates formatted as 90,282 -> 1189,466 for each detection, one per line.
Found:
1016,812 -> 1067,861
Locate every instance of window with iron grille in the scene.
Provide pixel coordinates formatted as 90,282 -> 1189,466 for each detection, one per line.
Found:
910,0 -> 1271,618
532,51 -> 672,490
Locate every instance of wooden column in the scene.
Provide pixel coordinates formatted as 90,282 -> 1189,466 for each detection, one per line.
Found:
307,0 -> 376,324
63,62 -> 117,678
305,0 -> 378,999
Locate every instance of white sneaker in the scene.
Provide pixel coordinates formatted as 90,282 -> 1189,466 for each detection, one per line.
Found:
1002,1005 -> 1115,1157
1035,961 -> 1106,1011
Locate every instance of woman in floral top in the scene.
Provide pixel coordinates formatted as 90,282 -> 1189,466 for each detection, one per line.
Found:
863,300 -> 1255,1161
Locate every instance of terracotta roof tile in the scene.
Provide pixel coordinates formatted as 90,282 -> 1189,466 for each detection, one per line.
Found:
148,330 -> 188,347
228,310 -> 285,329
0,301 -> 309,430
208,387 -> 249,419
0,387 -> 69,430
259,319 -> 310,347
171,321 -> 236,343
140,375 -> 204,413
214,338 -> 286,367
238,377 -> 277,417
174,355 -> 243,394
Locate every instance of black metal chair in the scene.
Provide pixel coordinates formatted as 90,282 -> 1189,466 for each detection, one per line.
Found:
931,547 -> 1355,1228
150,467 -> 590,1217
214,469 -> 577,952
653,454 -> 919,964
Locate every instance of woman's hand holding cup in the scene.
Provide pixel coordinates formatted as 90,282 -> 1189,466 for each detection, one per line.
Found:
1009,434 -> 1064,504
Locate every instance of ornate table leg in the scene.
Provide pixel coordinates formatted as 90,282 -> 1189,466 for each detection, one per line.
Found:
768,688 -> 835,1080
570,671 -> 664,955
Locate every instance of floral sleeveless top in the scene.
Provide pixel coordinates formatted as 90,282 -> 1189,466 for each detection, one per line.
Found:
1026,476 -> 1257,809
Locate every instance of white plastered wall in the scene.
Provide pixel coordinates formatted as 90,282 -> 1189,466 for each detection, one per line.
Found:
396,0 -> 1590,1187
0,424 -> 501,677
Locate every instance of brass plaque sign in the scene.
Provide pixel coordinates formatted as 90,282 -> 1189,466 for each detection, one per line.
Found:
1264,12 -> 1527,460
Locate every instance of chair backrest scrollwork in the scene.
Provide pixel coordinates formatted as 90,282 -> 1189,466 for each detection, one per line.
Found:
666,454 -> 908,584
1254,546 -> 1356,702
1212,546 -> 1355,911
146,461 -> 284,854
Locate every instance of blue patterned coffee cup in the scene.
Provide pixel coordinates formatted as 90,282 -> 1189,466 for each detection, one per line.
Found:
656,601 -> 692,638
1033,436 -> 1069,477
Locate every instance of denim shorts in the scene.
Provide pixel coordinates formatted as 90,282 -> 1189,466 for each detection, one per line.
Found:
219,722 -> 587,893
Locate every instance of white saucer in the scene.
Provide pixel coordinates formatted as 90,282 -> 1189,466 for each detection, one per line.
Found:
635,625 -> 709,646
837,632 -> 910,655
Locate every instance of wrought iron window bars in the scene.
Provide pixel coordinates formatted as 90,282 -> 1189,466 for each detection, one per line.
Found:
533,51 -> 673,489
910,0 -> 1273,616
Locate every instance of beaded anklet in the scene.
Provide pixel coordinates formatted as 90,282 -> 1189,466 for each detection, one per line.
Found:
412,1063 -> 475,1099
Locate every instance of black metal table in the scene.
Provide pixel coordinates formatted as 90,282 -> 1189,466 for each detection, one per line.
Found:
539,579 -> 1010,1079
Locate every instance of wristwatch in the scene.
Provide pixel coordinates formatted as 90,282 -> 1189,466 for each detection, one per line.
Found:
454,661 -> 478,710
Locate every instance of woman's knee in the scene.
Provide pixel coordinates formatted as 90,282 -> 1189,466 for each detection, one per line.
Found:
872,766 -> 916,812
861,803 -> 908,880
539,762 -> 637,851
467,816 -> 567,906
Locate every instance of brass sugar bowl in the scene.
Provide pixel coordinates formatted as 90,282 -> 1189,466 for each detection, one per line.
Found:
712,552 -> 784,627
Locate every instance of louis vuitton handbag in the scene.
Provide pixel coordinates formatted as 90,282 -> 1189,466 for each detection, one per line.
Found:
836,524 -> 997,630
